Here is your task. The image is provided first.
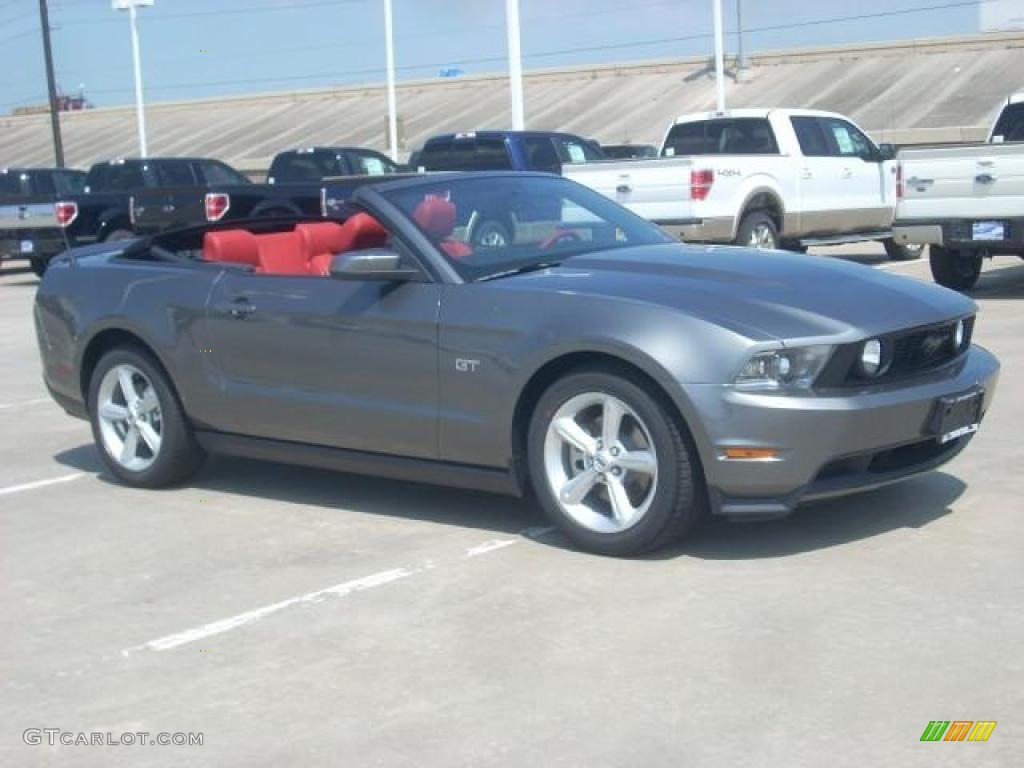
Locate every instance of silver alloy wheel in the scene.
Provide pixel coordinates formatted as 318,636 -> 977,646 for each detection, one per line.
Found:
543,392 -> 659,534
96,364 -> 163,472
476,224 -> 508,247
748,223 -> 777,250
904,243 -> 925,259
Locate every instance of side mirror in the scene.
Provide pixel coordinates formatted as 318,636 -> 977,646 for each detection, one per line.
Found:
329,249 -> 421,282
875,143 -> 897,162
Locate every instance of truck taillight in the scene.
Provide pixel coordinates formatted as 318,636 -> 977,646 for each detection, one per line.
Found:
54,201 -> 78,227
205,193 -> 230,222
690,169 -> 714,201
896,162 -> 903,199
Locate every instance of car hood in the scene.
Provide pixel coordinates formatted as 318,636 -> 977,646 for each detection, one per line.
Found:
502,244 -> 976,342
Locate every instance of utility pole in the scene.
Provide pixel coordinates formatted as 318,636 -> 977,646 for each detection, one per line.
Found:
506,0 -> 525,130
38,0 -> 64,167
712,0 -> 726,112
384,0 -> 398,161
736,0 -> 746,70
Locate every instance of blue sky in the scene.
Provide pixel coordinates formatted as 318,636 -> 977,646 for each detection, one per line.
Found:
0,0 -> 1005,111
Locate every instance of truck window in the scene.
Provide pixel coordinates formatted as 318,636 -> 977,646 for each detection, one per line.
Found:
419,140 -> 453,171
197,160 -> 251,186
662,123 -> 704,156
553,136 -> 603,165
451,138 -> 513,171
268,152 -> 340,183
87,163 -> 152,192
347,150 -> 399,176
991,102 -> 1024,142
157,160 -> 196,186
820,118 -> 874,158
662,119 -> 778,156
790,116 -> 832,157
29,172 -> 57,195
524,137 -> 562,173
0,172 -> 23,195
55,172 -> 86,195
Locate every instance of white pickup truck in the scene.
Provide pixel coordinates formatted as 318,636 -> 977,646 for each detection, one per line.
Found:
564,108 -> 914,258
892,93 -> 1024,290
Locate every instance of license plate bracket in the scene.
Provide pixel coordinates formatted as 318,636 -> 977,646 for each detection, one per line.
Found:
929,389 -> 983,444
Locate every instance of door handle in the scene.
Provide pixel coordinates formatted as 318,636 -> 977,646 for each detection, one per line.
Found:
220,298 -> 256,318
842,168 -> 853,179
615,184 -> 632,194
161,204 -> 176,213
801,169 -> 812,180
975,173 -> 997,185
907,177 -> 934,187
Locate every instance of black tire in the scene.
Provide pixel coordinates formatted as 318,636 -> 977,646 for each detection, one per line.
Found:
88,346 -> 205,488
471,219 -> 512,248
780,240 -> 808,254
929,246 -> 982,291
735,211 -> 779,250
103,228 -> 134,242
29,257 -> 48,278
883,239 -> 925,261
527,368 -> 705,556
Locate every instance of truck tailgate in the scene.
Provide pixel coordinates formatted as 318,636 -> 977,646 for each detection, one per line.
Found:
563,158 -> 694,224
898,143 -> 1024,221
0,201 -> 55,232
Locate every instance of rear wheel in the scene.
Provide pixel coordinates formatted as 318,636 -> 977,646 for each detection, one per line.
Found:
883,239 -> 925,261
472,219 -> 512,248
780,240 -> 808,254
929,246 -> 982,291
29,257 -> 48,277
88,347 -> 205,487
103,228 -> 134,242
736,212 -> 779,250
527,369 -> 704,556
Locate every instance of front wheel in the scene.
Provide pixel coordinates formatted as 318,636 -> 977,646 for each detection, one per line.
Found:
735,212 -> 779,250
929,246 -> 982,291
88,347 -> 205,487
883,239 -> 925,261
527,369 -> 705,556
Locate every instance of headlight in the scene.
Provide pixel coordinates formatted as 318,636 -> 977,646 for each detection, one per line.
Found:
954,319 -> 965,349
734,345 -> 833,391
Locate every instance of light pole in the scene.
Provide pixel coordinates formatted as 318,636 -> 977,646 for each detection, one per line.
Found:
736,0 -> 746,70
384,0 -> 398,162
113,0 -> 152,157
506,0 -> 525,130
712,0 -> 726,112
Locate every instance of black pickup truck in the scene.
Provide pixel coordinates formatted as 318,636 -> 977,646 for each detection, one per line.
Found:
0,167 -> 86,274
132,147 -> 408,235
1,157 -> 258,275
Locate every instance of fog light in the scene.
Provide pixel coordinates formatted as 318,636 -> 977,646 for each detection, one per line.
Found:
859,338 -> 885,377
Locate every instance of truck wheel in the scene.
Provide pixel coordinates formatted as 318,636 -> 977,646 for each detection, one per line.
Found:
29,257 -> 48,278
883,239 -> 925,261
88,346 -> 205,488
736,212 -> 779,250
929,246 -> 982,291
104,228 -> 134,242
527,367 -> 705,556
472,220 -> 512,248
781,240 -> 808,254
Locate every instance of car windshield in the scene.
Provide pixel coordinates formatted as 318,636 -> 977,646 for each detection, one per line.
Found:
380,175 -> 672,281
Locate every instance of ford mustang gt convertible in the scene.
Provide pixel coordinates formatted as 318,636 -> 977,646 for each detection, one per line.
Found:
34,173 -> 999,556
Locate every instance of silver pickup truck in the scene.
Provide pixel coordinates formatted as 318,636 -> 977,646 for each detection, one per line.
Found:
893,94 -> 1024,290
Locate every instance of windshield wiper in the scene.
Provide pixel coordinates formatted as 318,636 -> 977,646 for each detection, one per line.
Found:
477,261 -> 562,282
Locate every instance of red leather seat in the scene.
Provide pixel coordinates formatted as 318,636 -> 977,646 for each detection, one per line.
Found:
301,214 -> 390,276
203,230 -> 261,271
413,196 -> 472,260
253,231 -> 307,275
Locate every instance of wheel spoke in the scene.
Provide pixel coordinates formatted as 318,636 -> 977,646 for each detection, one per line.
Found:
138,387 -> 159,415
117,368 -> 138,406
607,476 -> 636,524
119,427 -> 140,464
137,421 -> 161,454
99,401 -> 128,422
560,469 -> 599,505
601,397 -> 625,449
554,417 -> 597,456
616,450 -> 657,477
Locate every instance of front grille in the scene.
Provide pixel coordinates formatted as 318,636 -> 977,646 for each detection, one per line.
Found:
815,316 -> 974,388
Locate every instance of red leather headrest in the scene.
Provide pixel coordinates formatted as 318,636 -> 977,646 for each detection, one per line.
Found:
413,196 -> 456,239
343,213 -> 389,251
203,230 -> 259,267
296,222 -> 346,257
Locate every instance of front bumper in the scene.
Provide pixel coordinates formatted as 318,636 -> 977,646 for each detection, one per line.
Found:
688,344 -> 1000,518
657,217 -> 733,244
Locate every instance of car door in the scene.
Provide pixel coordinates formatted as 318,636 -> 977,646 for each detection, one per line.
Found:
154,160 -> 200,231
819,117 -> 892,231
204,238 -> 441,459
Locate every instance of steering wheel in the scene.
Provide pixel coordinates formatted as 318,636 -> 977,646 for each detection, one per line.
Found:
539,229 -> 582,250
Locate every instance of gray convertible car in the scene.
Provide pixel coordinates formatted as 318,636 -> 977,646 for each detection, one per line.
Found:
34,173 -> 999,556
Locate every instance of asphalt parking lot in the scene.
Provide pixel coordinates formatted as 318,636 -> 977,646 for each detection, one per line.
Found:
2,250 -> 1022,767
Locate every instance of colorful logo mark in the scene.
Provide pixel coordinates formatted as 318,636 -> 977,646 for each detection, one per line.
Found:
920,721 -> 997,742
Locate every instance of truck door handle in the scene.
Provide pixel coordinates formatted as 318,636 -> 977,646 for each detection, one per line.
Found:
616,184 -> 632,194
842,168 -> 853,179
975,173 -> 997,185
801,169 -> 812,180
907,177 -> 934,187
161,204 -> 176,213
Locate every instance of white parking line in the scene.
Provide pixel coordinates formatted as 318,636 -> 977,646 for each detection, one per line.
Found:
875,260 -> 926,271
0,473 -> 84,497
0,397 -> 52,411
124,526 -> 555,655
